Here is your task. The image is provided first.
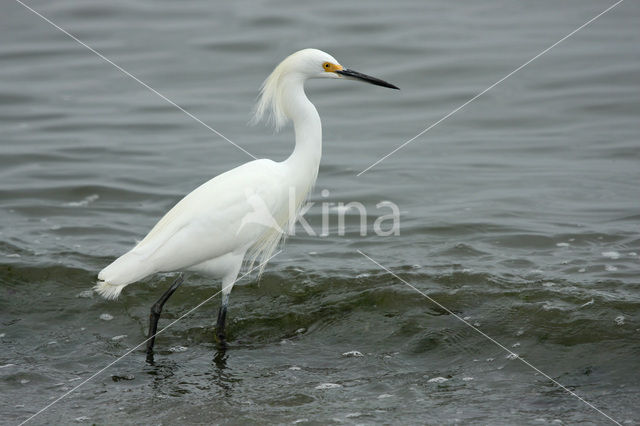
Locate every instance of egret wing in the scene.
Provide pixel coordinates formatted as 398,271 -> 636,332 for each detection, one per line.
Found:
130,159 -> 286,272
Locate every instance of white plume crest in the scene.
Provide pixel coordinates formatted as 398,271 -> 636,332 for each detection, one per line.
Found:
251,48 -> 339,131
251,58 -> 291,131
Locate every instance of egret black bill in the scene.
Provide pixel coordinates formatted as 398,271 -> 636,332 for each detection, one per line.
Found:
336,68 -> 399,90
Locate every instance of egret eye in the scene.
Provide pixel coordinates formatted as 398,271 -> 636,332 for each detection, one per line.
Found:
324,63 -> 330,69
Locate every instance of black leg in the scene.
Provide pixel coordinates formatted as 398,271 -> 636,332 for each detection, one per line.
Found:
215,293 -> 230,348
146,274 -> 184,362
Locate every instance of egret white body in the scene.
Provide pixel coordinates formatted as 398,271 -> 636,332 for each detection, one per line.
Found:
95,48 -> 398,354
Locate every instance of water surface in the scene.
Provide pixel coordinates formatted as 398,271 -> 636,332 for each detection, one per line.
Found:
1,0 -> 639,424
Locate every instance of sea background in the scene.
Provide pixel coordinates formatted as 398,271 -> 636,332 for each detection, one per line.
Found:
1,0 -> 639,424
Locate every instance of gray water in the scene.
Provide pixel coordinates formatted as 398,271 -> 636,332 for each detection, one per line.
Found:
1,0 -> 639,424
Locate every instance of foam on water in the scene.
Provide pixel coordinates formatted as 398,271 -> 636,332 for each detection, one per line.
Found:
64,194 -> 100,208
341,350 -> 364,357
602,251 -> 621,259
315,383 -> 342,390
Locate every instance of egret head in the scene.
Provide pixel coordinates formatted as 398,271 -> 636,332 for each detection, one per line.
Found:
252,48 -> 398,130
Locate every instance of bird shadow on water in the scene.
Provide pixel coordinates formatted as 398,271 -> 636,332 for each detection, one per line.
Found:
210,349 -> 237,398
142,347 -> 239,399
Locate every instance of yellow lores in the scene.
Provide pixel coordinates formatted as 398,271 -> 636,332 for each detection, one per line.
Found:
323,62 -> 343,72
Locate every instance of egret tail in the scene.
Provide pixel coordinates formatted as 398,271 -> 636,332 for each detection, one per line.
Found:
96,251 -> 153,300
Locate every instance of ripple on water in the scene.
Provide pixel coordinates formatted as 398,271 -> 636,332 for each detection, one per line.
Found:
1,0 -> 639,423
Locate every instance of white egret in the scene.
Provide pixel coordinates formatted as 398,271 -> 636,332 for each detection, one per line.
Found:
95,48 -> 398,359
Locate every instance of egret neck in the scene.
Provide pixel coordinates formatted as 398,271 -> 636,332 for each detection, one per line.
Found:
282,78 -> 322,191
